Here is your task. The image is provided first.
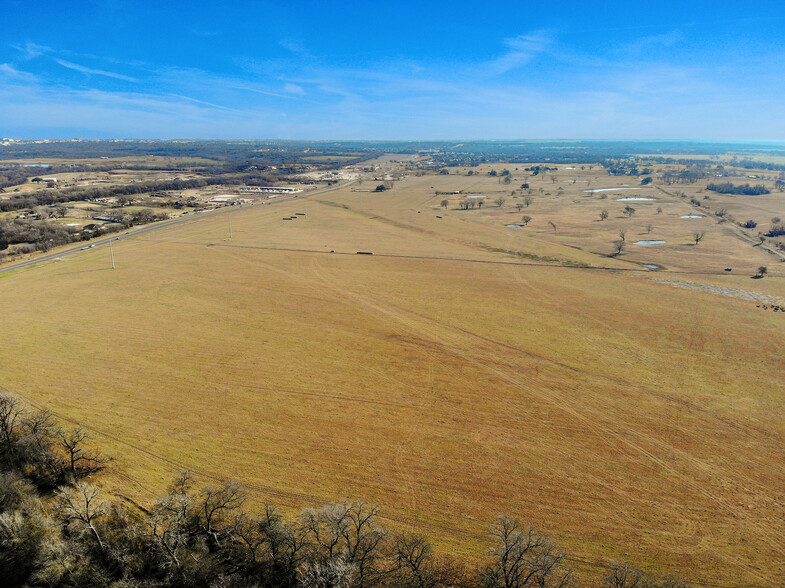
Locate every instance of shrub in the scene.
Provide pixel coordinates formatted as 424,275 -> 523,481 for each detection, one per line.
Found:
707,182 -> 770,195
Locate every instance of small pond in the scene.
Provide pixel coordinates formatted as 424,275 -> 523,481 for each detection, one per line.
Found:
585,187 -> 641,193
681,215 -> 702,218
634,240 -> 666,245
617,197 -> 654,201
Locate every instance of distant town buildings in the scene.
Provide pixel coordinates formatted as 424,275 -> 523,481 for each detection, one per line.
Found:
237,187 -> 302,194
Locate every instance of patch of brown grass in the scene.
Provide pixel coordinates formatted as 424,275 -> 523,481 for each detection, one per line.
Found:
1,173 -> 784,586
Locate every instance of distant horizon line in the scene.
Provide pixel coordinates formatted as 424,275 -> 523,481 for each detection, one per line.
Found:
3,137 -> 785,145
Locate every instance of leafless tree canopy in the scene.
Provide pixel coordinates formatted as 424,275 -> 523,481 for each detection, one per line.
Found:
0,393 -> 692,587
478,516 -> 574,588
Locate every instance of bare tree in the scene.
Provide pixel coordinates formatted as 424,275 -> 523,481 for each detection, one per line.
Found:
656,207 -> 662,214
390,534 -> 435,588
0,394 -> 23,464
145,471 -> 197,572
494,197 -> 506,207
521,216 -> 532,226
253,503 -> 308,581
756,266 -> 768,278
599,210 -> 609,221
516,202 -> 524,212
478,516 -> 573,588
549,221 -> 557,232
646,224 -> 653,234
196,480 -> 246,552
299,558 -> 356,588
56,482 -> 108,551
612,240 -> 626,257
623,205 -> 636,218
523,196 -> 532,207
300,501 -> 387,588
693,231 -> 706,245
57,428 -> 106,481
20,409 -> 63,484
618,229 -> 626,242
440,199 -> 448,208
603,561 -> 643,588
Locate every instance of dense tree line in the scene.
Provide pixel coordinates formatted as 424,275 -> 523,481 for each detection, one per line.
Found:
706,182 -> 770,195
634,155 -> 785,171
0,167 -> 44,190
0,209 -> 166,255
0,174 -> 277,214
727,159 -> 785,172
0,141 -> 376,169
4,139 -> 785,171
660,169 -> 710,184
0,394 -> 691,588
0,218 -> 82,253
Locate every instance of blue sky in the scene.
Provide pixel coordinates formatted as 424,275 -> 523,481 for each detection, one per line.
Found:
1,0 -> 784,140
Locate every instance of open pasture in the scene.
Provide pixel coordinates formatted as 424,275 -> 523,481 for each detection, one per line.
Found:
1,169 -> 784,585
421,165 -> 784,276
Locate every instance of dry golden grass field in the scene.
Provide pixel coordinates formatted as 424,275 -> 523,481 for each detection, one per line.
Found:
1,166 -> 784,585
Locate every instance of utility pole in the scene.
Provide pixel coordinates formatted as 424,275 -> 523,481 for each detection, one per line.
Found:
110,241 -> 115,269
229,221 -> 233,239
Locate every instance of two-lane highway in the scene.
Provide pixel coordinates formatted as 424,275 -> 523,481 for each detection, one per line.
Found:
0,179 -> 355,275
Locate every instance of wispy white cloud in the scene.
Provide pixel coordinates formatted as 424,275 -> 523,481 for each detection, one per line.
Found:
11,41 -> 50,59
55,59 -> 138,82
487,30 -> 554,74
279,39 -> 310,56
154,66 -> 316,102
0,82 -> 257,138
166,93 -> 240,112
623,30 -> 684,55
0,63 -> 36,80
3,26 -> 783,140
283,82 -> 305,95
230,83 -> 313,101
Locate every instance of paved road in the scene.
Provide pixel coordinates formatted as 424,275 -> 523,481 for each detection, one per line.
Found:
0,180 -> 355,275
